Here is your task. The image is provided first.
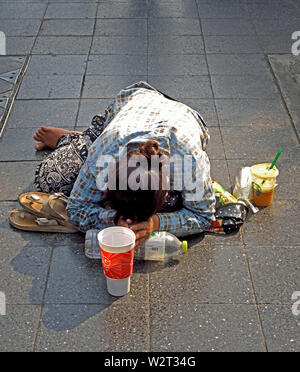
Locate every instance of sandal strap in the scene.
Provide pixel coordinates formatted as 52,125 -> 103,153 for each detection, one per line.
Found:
36,217 -> 59,226
41,193 -> 69,221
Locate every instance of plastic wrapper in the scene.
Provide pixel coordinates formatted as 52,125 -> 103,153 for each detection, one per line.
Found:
211,181 -> 248,234
233,167 -> 259,213
212,181 -> 240,205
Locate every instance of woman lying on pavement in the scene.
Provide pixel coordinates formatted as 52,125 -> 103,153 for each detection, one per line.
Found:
33,81 -> 216,248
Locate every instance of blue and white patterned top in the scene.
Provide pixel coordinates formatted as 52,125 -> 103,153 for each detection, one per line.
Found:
66,81 -> 216,236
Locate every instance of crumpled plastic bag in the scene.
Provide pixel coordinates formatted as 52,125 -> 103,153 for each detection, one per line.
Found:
209,181 -> 248,235
233,167 -> 259,213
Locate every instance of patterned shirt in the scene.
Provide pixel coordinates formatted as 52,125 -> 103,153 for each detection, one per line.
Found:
66,81 -> 216,237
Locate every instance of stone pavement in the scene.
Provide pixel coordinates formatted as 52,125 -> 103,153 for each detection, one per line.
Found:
0,0 -> 299,352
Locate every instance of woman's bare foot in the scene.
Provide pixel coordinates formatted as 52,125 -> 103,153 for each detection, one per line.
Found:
33,126 -> 82,150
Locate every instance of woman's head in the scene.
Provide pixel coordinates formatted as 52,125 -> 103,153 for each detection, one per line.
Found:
105,140 -> 168,222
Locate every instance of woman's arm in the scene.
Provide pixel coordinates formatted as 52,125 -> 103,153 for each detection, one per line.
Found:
66,159 -> 117,232
157,150 -> 216,237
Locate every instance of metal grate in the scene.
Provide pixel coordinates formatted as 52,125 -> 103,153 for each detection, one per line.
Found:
0,56 -> 30,138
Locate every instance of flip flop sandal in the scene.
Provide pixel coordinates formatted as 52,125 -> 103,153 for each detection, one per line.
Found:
18,192 -> 75,229
9,209 -> 78,233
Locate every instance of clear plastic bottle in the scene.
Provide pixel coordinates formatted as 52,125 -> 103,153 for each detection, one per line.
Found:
134,232 -> 188,261
85,229 -> 101,259
85,230 -> 188,261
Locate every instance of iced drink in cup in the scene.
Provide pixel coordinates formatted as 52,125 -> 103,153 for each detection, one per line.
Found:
97,227 -> 136,297
251,163 -> 279,207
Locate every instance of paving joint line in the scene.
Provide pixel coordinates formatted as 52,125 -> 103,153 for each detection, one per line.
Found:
194,0 -> 233,190
244,0 -> 300,145
31,245 -> 55,352
74,1 -> 101,130
237,2 -> 270,352
264,55 -> 300,145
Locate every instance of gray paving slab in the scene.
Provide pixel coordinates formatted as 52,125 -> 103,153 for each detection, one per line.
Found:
82,75 -> 147,98
0,0 -> 299,353
257,34 -> 294,54
149,0 -> 198,18
86,55 -> 147,76
91,36 -> 147,55
45,2 -> 97,19
149,18 -> 201,35
40,19 -> 95,36
181,98 -> 218,126
0,242 -> 52,305
221,125 -> 300,159
35,303 -> 149,352
215,97 -> 290,128
149,35 -> 204,55
44,244 -> 149,304
5,36 -> 35,56
26,55 -> 87,76
0,161 -> 38,200
211,74 -> 280,99
0,2 -> 47,19
207,54 -> 269,75
0,305 -> 41,352
76,98 -> 112,128
97,1 -> 147,18
269,55 -> 300,135
149,244 -> 253,304
210,159 -> 232,192
202,19 -> 255,36
247,246 -> 300,305
0,19 -> 42,36
259,305 -> 300,352
191,228 -> 243,248
252,17 -> 300,35
17,75 -> 83,99
205,35 -> 262,54
0,128 -> 50,161
7,99 -> 79,129
148,75 -> 213,99
197,1 -> 249,18
243,200 -> 300,247
95,19 -> 147,36
149,54 -> 208,76
205,127 -> 225,160
32,36 -> 92,55
150,303 -> 264,352
247,0 -> 300,19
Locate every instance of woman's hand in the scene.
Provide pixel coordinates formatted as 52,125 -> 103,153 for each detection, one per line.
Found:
129,215 -> 160,249
116,216 -> 133,228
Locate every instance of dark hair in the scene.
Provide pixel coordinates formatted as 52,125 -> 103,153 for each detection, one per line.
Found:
105,140 -> 168,223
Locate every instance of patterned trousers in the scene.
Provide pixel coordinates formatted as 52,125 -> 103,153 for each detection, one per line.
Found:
34,114 -> 106,196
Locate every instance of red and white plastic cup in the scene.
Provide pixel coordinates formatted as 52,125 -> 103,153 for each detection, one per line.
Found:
97,226 -> 136,297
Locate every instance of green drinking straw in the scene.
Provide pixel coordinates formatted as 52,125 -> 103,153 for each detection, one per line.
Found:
261,149 -> 283,184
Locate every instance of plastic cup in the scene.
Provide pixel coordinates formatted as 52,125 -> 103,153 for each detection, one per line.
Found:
250,163 -> 279,207
97,227 -> 136,297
